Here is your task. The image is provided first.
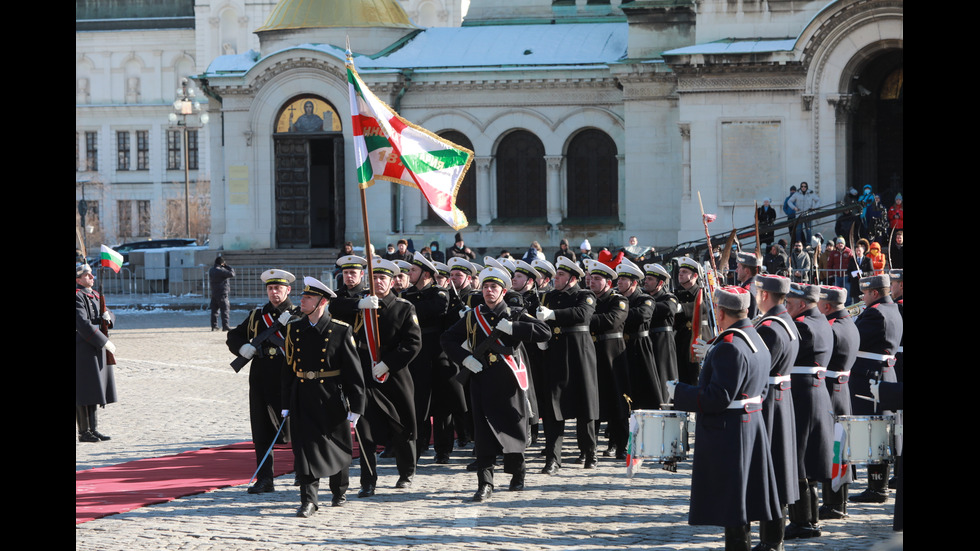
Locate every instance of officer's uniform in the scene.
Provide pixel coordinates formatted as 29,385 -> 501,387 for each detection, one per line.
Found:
617,260 -> 664,410
586,261 -> 630,461
673,258 -> 709,385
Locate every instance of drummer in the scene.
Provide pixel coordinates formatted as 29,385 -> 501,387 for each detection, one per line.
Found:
667,286 -> 781,550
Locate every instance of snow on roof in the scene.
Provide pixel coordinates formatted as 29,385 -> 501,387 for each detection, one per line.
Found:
663,39 -> 796,56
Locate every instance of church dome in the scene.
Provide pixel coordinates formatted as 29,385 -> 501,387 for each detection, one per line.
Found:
255,0 -> 416,32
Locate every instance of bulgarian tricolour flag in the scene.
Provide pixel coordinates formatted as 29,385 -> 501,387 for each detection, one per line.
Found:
830,422 -> 849,491
346,51 -> 473,230
100,245 -> 124,273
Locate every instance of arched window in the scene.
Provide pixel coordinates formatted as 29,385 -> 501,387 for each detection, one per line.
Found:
566,129 -> 618,220
429,130 -> 476,224
495,130 -> 546,221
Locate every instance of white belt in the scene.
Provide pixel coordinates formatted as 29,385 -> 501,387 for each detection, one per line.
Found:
895,346 -> 903,354
856,351 -> 896,361
824,370 -> 850,380
768,375 -> 791,385
790,366 -> 825,375
727,396 -> 762,409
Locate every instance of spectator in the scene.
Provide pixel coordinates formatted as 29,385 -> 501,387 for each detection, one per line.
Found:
788,182 -> 819,244
757,198 -> 776,248
388,239 -> 413,262
827,237 -> 851,289
623,235 -> 650,263
789,241 -> 812,283
522,241 -> 545,263
553,238 -> 576,263
428,241 -> 445,263
888,194 -> 904,231
334,241 -> 355,284
579,239 -> 594,263
499,249 -> 512,259
448,232 -> 476,260
847,240 -> 872,304
889,229 -> 903,269
818,242 -> 833,284
782,185 -> 798,241
762,243 -> 788,277
382,243 -> 397,260
208,255 -> 236,331
868,241 -> 887,275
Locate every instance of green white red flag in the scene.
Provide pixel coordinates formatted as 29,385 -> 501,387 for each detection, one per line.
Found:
346,53 -> 473,230
100,245 -> 123,273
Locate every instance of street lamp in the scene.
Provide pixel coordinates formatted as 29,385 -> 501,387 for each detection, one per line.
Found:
168,78 -> 209,238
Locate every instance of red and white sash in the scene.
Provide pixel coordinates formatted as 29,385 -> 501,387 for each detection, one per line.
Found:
473,307 -> 529,391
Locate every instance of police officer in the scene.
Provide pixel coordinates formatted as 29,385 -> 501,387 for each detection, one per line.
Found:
441,267 -> 551,501
282,277 -> 365,517
536,257 -> 599,473
227,269 -> 299,494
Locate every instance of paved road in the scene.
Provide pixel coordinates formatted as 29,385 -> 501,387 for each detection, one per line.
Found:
76,309 -> 903,550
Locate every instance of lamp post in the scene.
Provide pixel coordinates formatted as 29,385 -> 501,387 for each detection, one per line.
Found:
169,78 -> 209,238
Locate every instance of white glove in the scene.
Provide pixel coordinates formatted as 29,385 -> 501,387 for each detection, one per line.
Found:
869,379 -> 880,402
691,338 -> 710,362
537,341 -> 549,351
462,355 -> 483,374
851,270 -> 861,278
358,296 -> 379,309
460,340 -> 471,352
347,412 -> 360,426
277,311 -> 292,325
459,307 -> 471,319
666,380 -> 678,400
536,306 -> 555,321
103,340 -> 116,354
497,318 -> 513,335
372,361 -> 389,379
281,409 -> 289,418
239,343 -> 257,359
101,311 -> 112,322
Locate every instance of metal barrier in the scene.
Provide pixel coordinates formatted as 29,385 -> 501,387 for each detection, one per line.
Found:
96,265 -> 339,301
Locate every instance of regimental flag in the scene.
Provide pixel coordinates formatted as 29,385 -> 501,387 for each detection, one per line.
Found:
100,245 -> 123,273
346,53 -> 473,230
831,422 -> 849,491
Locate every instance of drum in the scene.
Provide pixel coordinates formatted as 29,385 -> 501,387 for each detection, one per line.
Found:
837,414 -> 895,465
630,410 -> 690,461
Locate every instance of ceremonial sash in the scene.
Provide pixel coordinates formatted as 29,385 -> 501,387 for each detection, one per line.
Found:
261,312 -> 286,355
472,307 -> 529,391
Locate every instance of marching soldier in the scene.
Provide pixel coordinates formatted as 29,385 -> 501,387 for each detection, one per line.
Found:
392,260 -> 412,295
445,257 -> 480,447
784,283 -> 836,539
585,260 -> 630,461
674,257 -> 709,385
401,252 -> 453,463
890,269 -> 904,382
735,252 -> 761,319
667,286 -> 781,551
532,258 -> 556,295
335,255 -> 369,299
849,273 -> 902,504
512,259 -> 545,444
281,277 -> 365,517
751,274 -> 801,550
433,261 -> 451,288
642,263 -> 680,397
227,269 -> 299,494
441,267 -> 550,501
816,285 -> 859,520
616,259 -> 665,411
330,259 -> 422,497
536,256 -> 599,473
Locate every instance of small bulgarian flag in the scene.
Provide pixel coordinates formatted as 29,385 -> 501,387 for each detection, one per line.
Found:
625,413 -> 643,478
830,422 -> 849,491
100,245 -> 124,273
346,50 -> 473,230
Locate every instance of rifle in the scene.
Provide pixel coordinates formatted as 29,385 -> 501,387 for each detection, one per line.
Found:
230,311 -> 291,373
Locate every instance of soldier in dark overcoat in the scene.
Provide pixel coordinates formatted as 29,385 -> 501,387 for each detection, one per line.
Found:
849,273 -> 903,504
669,286 -> 781,550
536,256 -> 598,474
227,269 -> 299,494
584,260 -> 629,462
817,285 -> 860,519
441,267 -> 550,501
330,259 -> 422,497
615,259 -> 664,410
752,274 -> 801,549
673,257 -> 709,385
784,283 -> 836,539
642,263 -> 680,394
76,263 -> 117,443
282,277 -> 365,517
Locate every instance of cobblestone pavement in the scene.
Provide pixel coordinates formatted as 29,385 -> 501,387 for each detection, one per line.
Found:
76,309 -> 903,551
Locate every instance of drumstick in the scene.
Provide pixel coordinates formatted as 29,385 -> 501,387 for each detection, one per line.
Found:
853,394 -> 875,402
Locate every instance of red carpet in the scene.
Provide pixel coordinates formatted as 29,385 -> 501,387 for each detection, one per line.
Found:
76,441 -> 294,524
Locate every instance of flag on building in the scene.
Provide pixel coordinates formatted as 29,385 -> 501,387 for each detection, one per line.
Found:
347,52 -> 473,230
100,245 -> 124,273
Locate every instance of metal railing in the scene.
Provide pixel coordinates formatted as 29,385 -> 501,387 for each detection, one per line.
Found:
96,264 -> 340,301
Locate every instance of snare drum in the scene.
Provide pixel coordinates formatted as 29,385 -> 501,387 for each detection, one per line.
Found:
630,410 -> 690,461
837,414 -> 895,465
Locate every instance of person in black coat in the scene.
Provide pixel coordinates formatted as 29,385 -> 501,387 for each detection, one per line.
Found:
758,198 -> 777,248
616,259 -> 664,410
442,267 -> 551,501
330,259 -> 422,498
282,277 -> 365,517
227,269 -> 299,494
669,286 -> 781,551
208,256 -> 236,331
76,263 -> 117,443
